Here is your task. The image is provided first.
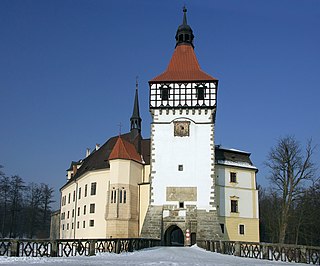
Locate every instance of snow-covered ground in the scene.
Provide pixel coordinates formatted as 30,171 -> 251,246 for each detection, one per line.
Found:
0,246 -> 306,266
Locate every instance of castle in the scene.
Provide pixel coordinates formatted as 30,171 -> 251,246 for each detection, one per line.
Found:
51,8 -> 259,245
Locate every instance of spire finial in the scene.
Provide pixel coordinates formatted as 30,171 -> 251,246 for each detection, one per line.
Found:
183,6 -> 187,25
135,75 -> 139,90
175,6 -> 194,48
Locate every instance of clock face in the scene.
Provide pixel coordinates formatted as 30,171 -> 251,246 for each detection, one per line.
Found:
174,121 -> 190,137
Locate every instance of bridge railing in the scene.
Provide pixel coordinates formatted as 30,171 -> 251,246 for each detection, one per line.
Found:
0,238 -> 161,257
197,240 -> 320,265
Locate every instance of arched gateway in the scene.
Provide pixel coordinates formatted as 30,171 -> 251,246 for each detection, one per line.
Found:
164,225 -> 184,246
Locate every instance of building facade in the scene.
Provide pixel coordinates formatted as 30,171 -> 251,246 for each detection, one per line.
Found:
53,9 -> 259,244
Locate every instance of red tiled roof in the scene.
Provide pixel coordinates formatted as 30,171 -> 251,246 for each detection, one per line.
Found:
150,44 -> 217,82
108,137 -> 142,163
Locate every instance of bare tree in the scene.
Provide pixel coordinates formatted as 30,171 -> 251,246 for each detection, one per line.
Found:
0,165 -> 10,237
265,136 -> 316,243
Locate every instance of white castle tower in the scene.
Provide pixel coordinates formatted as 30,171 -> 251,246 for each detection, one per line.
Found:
141,8 -> 222,245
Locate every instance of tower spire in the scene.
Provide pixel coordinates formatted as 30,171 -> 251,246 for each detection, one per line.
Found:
130,77 -> 142,134
175,6 -> 194,48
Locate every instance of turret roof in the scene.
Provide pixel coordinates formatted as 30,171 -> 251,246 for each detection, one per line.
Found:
108,136 -> 142,163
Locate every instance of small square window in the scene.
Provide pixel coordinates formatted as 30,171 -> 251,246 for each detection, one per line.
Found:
179,202 -> 184,208
89,220 -> 94,227
230,172 -> 237,183
239,224 -> 245,235
178,165 -> 183,171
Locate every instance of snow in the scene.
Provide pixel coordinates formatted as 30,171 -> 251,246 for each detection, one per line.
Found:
0,246 -> 305,266
217,160 -> 258,170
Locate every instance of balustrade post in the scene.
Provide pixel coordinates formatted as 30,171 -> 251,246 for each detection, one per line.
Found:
50,241 -> 58,257
115,239 -> 121,254
89,240 -> 96,256
234,242 -> 241,257
10,240 -> 19,257
300,247 -> 307,263
219,240 -> 225,254
261,244 -> 269,260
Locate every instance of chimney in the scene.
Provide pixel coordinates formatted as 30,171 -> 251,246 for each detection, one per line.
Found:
86,148 -> 91,157
96,144 -> 100,150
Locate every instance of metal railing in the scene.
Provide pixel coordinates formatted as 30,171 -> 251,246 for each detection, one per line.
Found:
197,240 -> 320,265
0,238 -> 161,257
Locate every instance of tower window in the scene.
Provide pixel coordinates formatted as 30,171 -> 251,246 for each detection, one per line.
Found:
197,87 -> 205,100
230,172 -> 237,183
231,200 -> 238,213
160,87 -> 170,100
179,202 -> 184,208
178,165 -> 183,171
239,224 -> 245,235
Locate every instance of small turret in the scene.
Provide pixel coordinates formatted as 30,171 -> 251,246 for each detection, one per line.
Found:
175,6 -> 194,48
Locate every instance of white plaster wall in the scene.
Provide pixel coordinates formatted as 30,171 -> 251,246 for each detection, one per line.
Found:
216,166 -> 255,189
151,109 -> 214,211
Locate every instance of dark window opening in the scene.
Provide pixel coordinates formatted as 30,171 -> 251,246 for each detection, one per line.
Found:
231,200 -> 238,213
179,202 -> 184,208
220,224 -> 225,234
230,172 -> 237,183
91,182 -> 97,195
178,165 -> 183,171
197,88 -> 205,100
123,190 -> 127,204
239,224 -> 245,235
160,87 -> 170,100
90,203 -> 95,213
90,220 -> 94,227
119,190 -> 122,203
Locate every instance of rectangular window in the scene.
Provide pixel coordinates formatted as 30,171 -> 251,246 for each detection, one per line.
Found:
179,202 -> 184,208
231,200 -> 238,213
85,184 -> 88,197
77,221 -> 79,229
119,190 -> 122,203
90,203 -> 95,214
239,224 -> 245,235
197,87 -> 205,100
83,205 -> 86,215
83,221 -> 85,228
123,190 -> 126,204
72,223 -> 74,229
220,224 -> 225,234
230,172 -> 237,183
160,87 -> 169,100
67,223 -> 69,230
178,165 -> 183,171
67,211 -> 70,219
78,187 -> 81,199
111,190 -> 114,203
91,182 -> 97,195
89,220 -> 94,227
68,193 -> 70,204
78,207 -> 80,216
62,224 -> 65,230
72,209 -> 74,218
73,190 -> 75,202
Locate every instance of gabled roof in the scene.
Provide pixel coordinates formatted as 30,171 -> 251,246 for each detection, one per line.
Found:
150,44 -> 217,82
109,137 -> 142,163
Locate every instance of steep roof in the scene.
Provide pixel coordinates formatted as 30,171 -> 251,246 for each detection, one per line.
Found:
150,44 -> 217,82
215,145 -> 257,171
109,137 -> 142,163
61,133 -> 150,190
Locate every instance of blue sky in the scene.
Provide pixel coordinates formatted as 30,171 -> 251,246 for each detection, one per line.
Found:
1,0 -> 319,209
